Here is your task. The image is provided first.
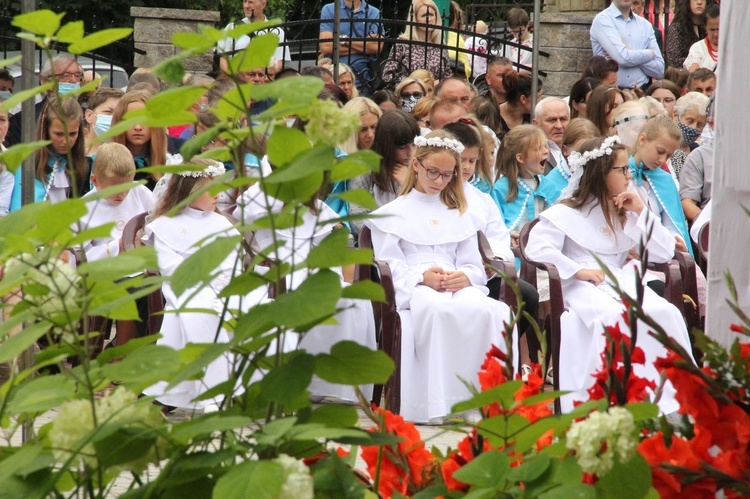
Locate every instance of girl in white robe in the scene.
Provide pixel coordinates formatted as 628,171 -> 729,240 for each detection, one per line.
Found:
142,160 -> 270,411
366,130 -> 514,424
238,182 -> 376,403
525,136 -> 695,414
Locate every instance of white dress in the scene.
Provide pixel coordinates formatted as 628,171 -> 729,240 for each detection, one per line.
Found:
239,185 -> 376,402
142,208 -> 270,409
76,185 -> 153,261
366,189 -> 514,423
525,201 -> 695,414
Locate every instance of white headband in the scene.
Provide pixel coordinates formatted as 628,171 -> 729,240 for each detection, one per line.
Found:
567,135 -> 621,171
177,162 -> 226,178
414,135 -> 465,154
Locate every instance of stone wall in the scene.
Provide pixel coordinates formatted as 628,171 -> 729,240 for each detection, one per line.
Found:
131,7 -> 220,73
543,0 -> 606,13
538,12 -> 598,97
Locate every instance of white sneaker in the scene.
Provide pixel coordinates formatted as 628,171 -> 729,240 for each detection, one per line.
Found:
521,364 -> 533,382
203,403 -> 220,413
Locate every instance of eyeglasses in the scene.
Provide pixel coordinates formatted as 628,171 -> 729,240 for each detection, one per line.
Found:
54,71 -> 84,81
418,159 -> 456,182
611,166 -> 630,177
401,91 -> 424,100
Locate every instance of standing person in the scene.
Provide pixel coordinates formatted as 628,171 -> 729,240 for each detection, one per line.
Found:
0,96 -> 13,215
217,0 -> 290,74
366,130 -> 514,424
525,136 -> 694,414
464,20 -> 490,77
666,0 -> 711,69
110,90 -> 168,191
382,0 -> 453,85
502,7 -> 533,74
10,97 -> 90,211
7,53 -> 83,147
684,3 -> 719,72
319,0 -> 382,96
532,97 -> 571,174
142,160 -> 266,412
590,0 -> 664,91
82,87 -> 124,157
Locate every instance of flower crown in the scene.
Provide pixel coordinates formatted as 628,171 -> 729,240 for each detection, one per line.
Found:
414,135 -> 465,154
177,162 -> 226,178
567,135 -> 621,171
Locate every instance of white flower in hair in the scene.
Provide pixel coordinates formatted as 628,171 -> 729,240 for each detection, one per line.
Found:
413,135 -> 465,154
567,135 -> 621,171
177,161 -> 226,178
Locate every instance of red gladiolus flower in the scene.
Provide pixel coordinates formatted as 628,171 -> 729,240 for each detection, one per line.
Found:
730,323 -> 744,333
440,430 -> 491,492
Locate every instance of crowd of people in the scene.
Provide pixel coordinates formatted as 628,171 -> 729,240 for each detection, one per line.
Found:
0,0 -> 721,423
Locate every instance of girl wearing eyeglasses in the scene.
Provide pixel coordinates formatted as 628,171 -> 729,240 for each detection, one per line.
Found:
525,135 -> 694,414
366,130 -> 514,424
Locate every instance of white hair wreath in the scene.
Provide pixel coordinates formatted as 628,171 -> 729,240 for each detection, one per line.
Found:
413,135 -> 465,154
567,135 -> 621,171
177,162 -> 226,178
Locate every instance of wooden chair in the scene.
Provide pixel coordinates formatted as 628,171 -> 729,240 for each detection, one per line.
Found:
356,226 -> 402,414
477,231 -> 519,310
121,212 -> 165,336
518,218 -> 565,414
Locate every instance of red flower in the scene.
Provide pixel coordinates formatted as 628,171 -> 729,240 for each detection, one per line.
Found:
440,430 -> 491,492
361,407 -> 436,497
730,323 -> 745,333
638,433 -> 717,498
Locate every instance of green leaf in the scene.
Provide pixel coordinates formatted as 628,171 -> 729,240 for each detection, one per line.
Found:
56,20 -> 85,43
170,236 -> 241,297
150,54 -> 187,85
96,334 -> 160,365
513,416 -> 566,454
341,279 -> 386,303
507,454 -> 552,483
69,28 -> 133,54
0,55 -> 21,70
250,76 -> 324,107
172,32 -> 216,53
539,484 -> 596,499
0,321 -> 50,364
306,229 -> 372,268
330,188 -> 377,210
595,454 -> 652,499
11,9 -> 65,37
624,402 -> 659,421
315,341 -> 394,385
77,247 -> 158,281
101,345 -> 181,390
147,86 -> 207,117
212,460 -> 285,499
170,416 -> 254,445
260,351 -> 315,406
307,404 -> 359,427
228,32 -> 279,73
94,427 -> 156,471
452,450 -> 510,488
269,270 -> 342,328
8,375 -> 78,414
451,381 -> 524,414
0,140 -> 52,172
266,126 -> 311,167
478,413 -> 531,447
265,146 -> 336,183
330,150 -> 382,182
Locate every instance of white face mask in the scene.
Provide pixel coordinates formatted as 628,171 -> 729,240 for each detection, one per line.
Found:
93,114 -> 112,136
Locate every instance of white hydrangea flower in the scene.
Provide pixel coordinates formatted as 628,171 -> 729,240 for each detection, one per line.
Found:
566,407 -> 636,476
273,454 -> 314,499
305,100 -> 361,148
49,386 -> 164,474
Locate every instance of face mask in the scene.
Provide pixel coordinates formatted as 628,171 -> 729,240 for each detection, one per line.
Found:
93,114 -> 112,136
400,96 -> 421,113
58,82 -> 81,95
0,91 -> 12,101
678,122 -> 702,149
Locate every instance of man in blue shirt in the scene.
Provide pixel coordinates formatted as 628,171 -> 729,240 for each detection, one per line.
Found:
319,0 -> 382,95
590,0 -> 664,90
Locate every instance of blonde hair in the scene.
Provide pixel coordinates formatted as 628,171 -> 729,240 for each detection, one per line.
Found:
395,77 -> 428,97
93,143 -> 135,178
151,158 -> 223,219
637,115 -> 682,147
35,97 -> 88,189
111,89 -> 167,181
400,129 -> 467,213
409,69 -> 436,96
337,63 -> 359,98
611,101 -> 649,148
412,96 -> 438,124
403,0 -> 443,43
339,97 -> 383,154
638,96 -> 668,118
496,124 -> 547,202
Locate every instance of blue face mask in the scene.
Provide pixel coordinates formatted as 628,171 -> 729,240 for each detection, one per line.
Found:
58,82 -> 81,95
0,91 -> 12,101
93,114 -> 112,136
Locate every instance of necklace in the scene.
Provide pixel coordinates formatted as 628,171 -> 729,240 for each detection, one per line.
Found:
705,37 -> 718,61
42,160 -> 62,202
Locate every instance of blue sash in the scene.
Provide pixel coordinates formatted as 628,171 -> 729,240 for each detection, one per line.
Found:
538,164 -> 570,205
491,175 -> 554,231
629,156 -> 693,257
